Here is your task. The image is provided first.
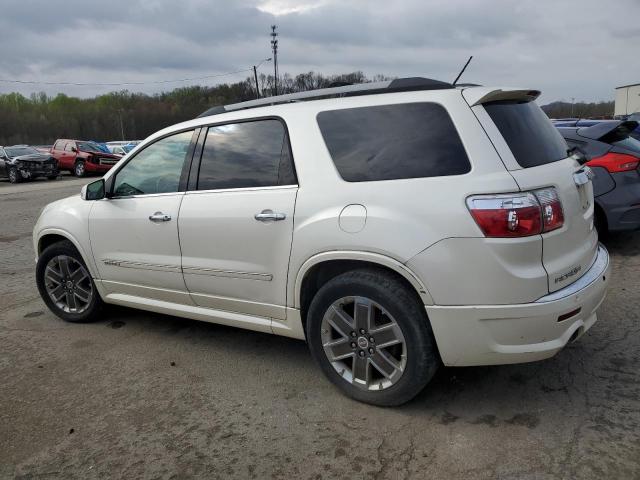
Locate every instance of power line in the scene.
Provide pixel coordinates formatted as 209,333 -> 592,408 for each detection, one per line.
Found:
0,67 -> 254,87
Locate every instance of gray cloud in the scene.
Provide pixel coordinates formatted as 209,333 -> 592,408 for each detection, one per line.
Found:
1,0 -> 638,102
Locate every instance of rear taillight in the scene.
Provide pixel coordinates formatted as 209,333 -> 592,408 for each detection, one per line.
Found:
534,187 -> 564,232
467,188 -> 564,238
587,152 -> 640,173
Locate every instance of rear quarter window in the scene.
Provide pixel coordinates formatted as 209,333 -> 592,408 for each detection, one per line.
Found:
317,103 -> 470,182
484,100 -> 568,168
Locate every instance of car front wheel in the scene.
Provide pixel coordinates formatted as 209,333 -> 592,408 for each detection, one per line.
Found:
36,240 -> 103,322
74,161 -> 85,177
8,167 -> 21,183
306,268 -> 439,406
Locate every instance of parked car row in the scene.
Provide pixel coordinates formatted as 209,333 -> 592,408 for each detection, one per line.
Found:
1,138 -> 140,183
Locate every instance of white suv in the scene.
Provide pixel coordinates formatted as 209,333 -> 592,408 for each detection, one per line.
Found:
33,78 -> 611,406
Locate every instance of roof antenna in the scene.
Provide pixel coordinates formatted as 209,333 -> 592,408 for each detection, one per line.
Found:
452,56 -> 473,86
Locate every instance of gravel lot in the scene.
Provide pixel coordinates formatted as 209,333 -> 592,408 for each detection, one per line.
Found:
1,179 -> 639,479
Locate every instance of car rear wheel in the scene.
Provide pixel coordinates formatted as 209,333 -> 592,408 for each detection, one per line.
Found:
306,268 -> 439,406
74,161 -> 85,177
7,167 -> 21,183
36,240 -> 103,323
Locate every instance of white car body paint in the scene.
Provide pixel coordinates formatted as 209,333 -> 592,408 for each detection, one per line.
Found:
33,85 -> 611,366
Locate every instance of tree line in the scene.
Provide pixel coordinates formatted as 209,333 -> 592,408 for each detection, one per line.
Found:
0,71 -> 615,146
540,101 -> 615,119
0,71 -> 383,146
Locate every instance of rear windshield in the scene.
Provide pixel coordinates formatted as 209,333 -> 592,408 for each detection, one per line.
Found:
317,103 -> 471,182
484,100 -> 568,168
612,136 -> 640,154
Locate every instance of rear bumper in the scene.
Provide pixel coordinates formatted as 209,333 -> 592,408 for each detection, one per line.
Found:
426,245 -> 611,366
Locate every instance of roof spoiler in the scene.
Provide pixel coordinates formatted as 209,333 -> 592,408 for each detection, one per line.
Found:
577,120 -> 639,141
462,88 -> 541,106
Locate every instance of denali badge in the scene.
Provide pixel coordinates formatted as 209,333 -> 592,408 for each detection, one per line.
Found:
555,265 -> 582,284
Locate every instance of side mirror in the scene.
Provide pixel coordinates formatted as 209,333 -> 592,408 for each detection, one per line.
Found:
71,147 -> 78,153
81,179 -> 106,201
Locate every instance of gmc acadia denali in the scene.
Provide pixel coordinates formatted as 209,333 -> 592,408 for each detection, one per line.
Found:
33,78 -> 611,405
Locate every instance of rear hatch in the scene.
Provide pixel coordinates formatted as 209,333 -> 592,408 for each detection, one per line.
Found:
464,88 -> 598,293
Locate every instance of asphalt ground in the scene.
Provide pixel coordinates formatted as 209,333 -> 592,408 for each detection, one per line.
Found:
1,178 -> 639,479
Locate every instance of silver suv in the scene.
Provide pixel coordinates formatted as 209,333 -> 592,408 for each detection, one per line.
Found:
33,78 -> 611,406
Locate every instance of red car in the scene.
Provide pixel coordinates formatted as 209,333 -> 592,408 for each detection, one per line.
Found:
50,139 -> 121,177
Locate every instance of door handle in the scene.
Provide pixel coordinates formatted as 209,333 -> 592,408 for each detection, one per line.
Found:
149,211 -> 172,222
254,209 -> 286,222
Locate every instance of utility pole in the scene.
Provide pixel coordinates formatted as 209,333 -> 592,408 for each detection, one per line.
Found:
252,58 -> 271,99
571,97 -> 575,117
253,65 -> 260,99
270,25 -> 279,95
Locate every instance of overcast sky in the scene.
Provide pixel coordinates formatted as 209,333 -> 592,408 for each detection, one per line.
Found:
1,0 -> 638,103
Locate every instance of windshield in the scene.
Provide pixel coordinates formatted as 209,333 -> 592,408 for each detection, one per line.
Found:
77,141 -> 104,153
484,100 -> 569,168
5,146 -> 40,157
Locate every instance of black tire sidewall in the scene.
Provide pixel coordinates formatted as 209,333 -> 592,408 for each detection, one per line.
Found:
306,269 -> 439,406
36,240 -> 102,323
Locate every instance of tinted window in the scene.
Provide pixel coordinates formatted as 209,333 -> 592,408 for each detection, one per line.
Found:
317,103 -> 470,182
484,101 -> 568,168
197,119 -> 296,190
612,136 -> 640,154
113,130 -> 193,196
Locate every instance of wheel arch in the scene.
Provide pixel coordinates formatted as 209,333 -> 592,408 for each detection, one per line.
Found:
293,251 -> 434,329
36,228 -> 100,279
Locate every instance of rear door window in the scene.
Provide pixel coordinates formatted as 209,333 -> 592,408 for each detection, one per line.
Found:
196,119 -> 296,190
317,103 -> 470,182
484,101 -> 568,168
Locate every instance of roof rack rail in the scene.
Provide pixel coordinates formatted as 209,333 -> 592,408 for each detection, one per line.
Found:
197,77 -> 453,118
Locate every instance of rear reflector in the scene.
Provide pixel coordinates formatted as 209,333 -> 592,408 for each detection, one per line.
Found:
467,188 -> 564,238
558,307 -> 581,322
587,152 -> 640,173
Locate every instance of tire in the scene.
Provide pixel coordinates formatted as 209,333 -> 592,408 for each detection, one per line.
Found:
8,167 -> 21,183
36,240 -> 103,323
47,175 -> 59,180
74,161 -> 85,177
306,268 -> 439,406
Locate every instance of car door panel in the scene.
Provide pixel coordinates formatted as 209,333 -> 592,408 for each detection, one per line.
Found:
88,129 -> 196,304
179,187 -> 297,319
89,194 -> 190,304
178,118 -> 298,320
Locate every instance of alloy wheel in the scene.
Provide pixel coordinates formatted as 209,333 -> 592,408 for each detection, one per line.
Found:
320,296 -> 407,391
44,255 -> 93,314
